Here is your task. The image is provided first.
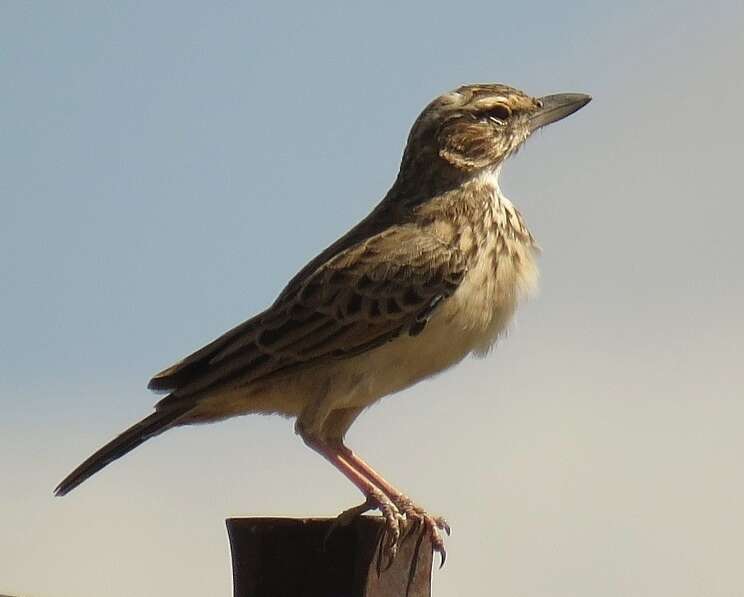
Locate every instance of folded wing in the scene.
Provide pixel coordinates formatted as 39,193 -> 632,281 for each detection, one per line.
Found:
150,225 -> 466,407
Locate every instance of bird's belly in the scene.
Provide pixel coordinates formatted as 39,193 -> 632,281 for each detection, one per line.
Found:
340,236 -> 539,408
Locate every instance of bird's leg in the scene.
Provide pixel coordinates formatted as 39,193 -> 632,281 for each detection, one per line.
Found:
301,435 -> 405,561
332,441 -> 450,566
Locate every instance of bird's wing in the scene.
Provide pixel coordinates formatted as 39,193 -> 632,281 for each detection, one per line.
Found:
150,224 -> 465,404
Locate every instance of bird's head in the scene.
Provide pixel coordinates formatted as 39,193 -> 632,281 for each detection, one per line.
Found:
396,83 -> 590,192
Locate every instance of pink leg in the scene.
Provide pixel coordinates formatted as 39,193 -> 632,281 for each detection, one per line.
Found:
302,436 -> 404,556
334,443 -> 450,565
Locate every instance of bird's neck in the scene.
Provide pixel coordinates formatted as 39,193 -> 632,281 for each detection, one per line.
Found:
388,158 -> 508,210
407,164 -> 536,249
474,165 -> 506,205
478,167 -> 537,249
461,165 -> 517,221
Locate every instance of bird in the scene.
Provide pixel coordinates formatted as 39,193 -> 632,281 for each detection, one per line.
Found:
55,83 -> 590,564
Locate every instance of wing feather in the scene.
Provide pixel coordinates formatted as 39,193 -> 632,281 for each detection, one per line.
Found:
151,224 -> 465,404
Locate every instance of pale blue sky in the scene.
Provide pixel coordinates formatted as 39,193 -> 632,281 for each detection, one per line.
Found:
2,2 -> 743,596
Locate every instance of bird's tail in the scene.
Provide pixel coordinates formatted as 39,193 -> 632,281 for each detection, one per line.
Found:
54,406 -> 190,496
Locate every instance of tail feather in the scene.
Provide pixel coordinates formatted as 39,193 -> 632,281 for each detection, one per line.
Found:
54,406 -> 190,496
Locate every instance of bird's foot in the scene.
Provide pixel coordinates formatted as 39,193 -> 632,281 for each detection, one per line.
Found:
393,495 -> 450,567
327,491 -> 449,569
323,496 -> 377,549
334,496 -> 378,527
341,487 -> 405,566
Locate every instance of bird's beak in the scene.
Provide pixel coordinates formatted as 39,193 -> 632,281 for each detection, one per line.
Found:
529,93 -> 591,132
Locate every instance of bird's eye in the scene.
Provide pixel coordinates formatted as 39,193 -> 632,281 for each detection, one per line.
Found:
481,104 -> 512,124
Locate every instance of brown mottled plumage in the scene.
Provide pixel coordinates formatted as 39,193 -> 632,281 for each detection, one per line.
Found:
55,83 -> 590,564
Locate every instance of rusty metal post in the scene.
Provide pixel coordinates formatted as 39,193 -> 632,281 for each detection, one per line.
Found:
226,516 -> 433,597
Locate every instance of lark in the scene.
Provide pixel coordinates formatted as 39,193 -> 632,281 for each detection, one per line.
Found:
55,83 -> 590,563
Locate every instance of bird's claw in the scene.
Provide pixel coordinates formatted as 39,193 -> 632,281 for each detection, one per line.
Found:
412,514 -> 448,568
356,490 -> 450,570
323,496 -> 377,549
393,495 -> 449,568
364,488 -> 403,569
